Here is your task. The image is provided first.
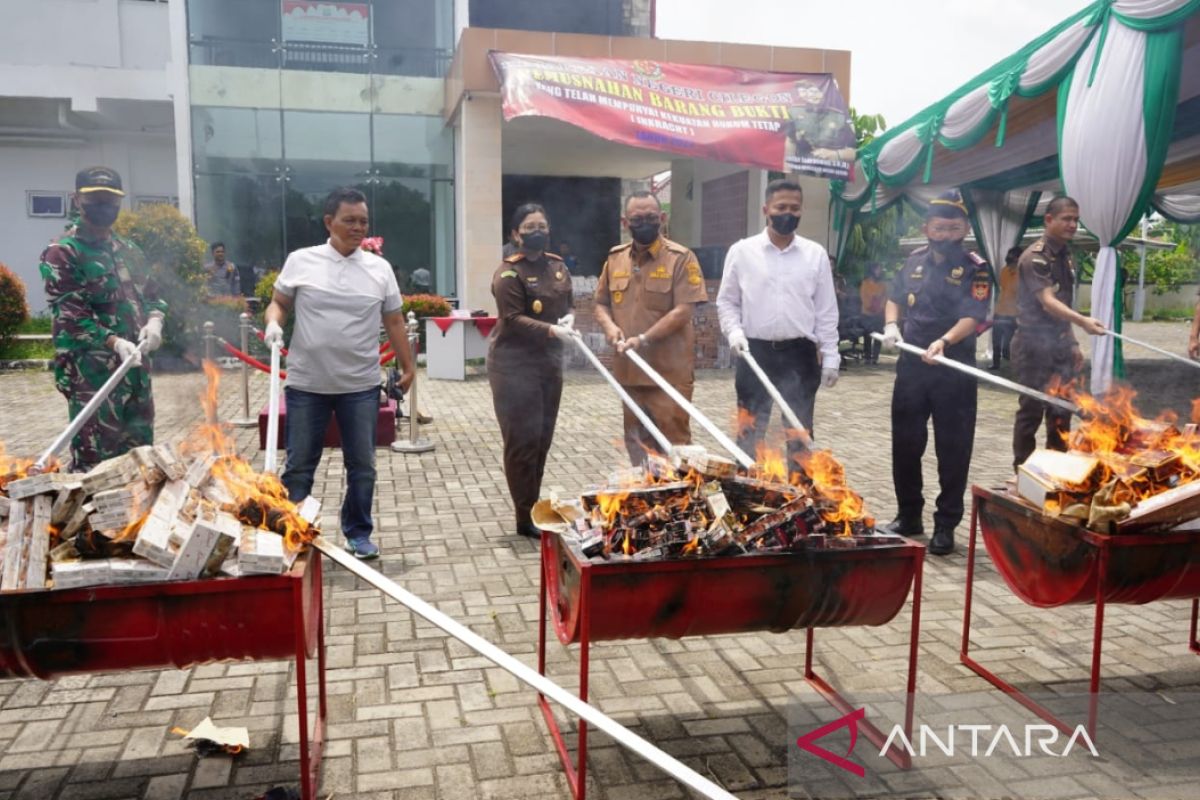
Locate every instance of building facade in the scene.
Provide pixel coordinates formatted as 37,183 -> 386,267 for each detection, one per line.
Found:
1,0 -> 850,319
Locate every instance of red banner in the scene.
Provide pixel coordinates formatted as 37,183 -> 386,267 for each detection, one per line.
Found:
490,53 -> 857,180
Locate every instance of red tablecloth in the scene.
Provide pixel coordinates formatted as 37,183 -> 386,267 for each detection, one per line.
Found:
430,316 -> 498,339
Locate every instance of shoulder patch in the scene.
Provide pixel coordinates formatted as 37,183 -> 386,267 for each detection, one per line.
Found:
546,252 -> 563,262
500,269 -> 518,279
1031,240 -> 1045,253
663,239 -> 688,254
504,253 -> 524,263
967,251 -> 987,266
609,242 -> 632,254
910,245 -> 930,256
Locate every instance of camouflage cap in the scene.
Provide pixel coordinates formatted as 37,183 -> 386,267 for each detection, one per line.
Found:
75,166 -> 125,197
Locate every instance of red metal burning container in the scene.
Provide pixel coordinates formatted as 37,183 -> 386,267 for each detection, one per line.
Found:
538,532 -> 925,799
0,553 -> 327,800
962,486 -> 1200,736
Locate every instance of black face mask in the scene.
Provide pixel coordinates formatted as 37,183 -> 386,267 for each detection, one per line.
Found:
82,203 -> 121,228
520,231 -> 548,253
629,221 -> 661,246
930,239 -> 963,257
769,213 -> 800,235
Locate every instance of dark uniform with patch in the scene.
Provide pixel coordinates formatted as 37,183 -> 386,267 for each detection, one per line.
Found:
1012,236 -> 1077,468
487,250 -> 573,536
595,237 -> 708,465
39,219 -> 164,470
889,245 -> 991,534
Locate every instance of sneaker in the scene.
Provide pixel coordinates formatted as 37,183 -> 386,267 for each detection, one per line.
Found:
344,537 -> 380,560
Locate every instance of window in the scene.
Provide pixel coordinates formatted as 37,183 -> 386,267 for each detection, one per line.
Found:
27,191 -> 66,218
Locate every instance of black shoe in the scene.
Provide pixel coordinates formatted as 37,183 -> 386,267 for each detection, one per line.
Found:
929,525 -> 955,555
881,516 -> 924,537
517,522 -> 541,538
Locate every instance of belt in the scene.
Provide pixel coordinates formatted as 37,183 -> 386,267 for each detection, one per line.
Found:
748,337 -> 815,351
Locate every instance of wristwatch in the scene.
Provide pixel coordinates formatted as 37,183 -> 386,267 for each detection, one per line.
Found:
638,333 -> 648,347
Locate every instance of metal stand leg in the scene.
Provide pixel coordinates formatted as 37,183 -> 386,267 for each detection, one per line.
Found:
231,312 -> 257,427
960,493 -> 1105,737
392,317 -> 435,454
294,552 -> 327,800
802,546 -> 923,770
1190,598 -> 1199,655
538,536 -> 590,800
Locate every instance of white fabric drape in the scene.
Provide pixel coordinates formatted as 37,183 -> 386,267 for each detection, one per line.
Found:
877,130 -> 924,178
1154,192 -> 1200,221
1060,22 -> 1149,393
1020,19 -> 1097,90
941,85 -> 994,141
964,189 -> 1041,271
1113,0 -> 1196,18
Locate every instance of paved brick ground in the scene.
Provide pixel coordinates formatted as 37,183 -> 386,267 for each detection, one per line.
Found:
0,322 -> 1197,799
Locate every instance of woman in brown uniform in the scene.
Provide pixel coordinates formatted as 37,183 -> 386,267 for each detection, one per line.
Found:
487,203 -> 574,538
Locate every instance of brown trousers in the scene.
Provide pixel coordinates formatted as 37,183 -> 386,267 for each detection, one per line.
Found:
622,384 -> 693,465
1012,331 -> 1076,470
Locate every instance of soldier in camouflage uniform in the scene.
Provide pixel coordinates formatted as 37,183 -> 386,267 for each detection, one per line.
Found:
39,167 -> 167,471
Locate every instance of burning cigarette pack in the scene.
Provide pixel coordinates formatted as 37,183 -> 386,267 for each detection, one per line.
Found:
51,559 -> 113,590
690,452 -> 737,480
150,444 -> 186,481
167,510 -> 239,580
109,558 -> 170,585
238,528 -> 288,575
0,495 -> 9,520
1016,450 -> 1101,515
81,455 -> 140,494
5,472 -> 78,501
184,453 -> 216,490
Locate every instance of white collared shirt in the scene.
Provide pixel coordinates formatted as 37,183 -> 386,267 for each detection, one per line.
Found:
275,240 -> 403,394
716,230 -> 841,368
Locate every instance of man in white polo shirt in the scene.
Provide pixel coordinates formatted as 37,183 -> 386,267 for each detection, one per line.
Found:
264,187 -> 415,559
716,178 -> 840,475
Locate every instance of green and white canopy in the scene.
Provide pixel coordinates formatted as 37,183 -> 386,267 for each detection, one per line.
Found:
836,0 -> 1200,392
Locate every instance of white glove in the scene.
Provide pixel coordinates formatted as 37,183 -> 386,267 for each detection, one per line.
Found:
111,337 -> 142,367
881,322 -> 903,350
727,329 -> 749,356
557,313 -> 575,331
263,320 -> 285,350
138,314 -> 163,353
549,324 -> 575,340
821,367 -> 839,388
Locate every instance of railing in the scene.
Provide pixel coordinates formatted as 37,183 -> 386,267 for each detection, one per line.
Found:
188,36 -> 451,78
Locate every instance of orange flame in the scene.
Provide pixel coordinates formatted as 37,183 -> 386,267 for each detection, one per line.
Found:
798,449 -> 867,536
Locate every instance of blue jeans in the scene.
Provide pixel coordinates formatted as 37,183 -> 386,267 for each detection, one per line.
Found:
282,386 -> 379,542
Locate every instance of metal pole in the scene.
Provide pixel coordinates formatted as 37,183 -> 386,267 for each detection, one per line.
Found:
623,348 -> 754,468
264,341 -> 282,474
203,320 -> 214,364
392,312 -> 435,454
310,535 -> 738,800
1105,329 -> 1200,369
231,312 -> 257,428
872,333 -> 1081,416
1133,215 -> 1147,322
33,342 -> 147,471
569,334 -> 673,456
738,350 -> 811,446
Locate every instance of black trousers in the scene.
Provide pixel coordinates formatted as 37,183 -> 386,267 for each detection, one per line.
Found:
735,338 -> 821,473
891,351 -> 977,530
488,360 -> 563,529
861,314 -> 884,362
991,316 -> 1017,367
1012,332 -> 1075,470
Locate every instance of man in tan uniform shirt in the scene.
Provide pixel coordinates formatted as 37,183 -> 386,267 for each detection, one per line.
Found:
595,191 -> 709,465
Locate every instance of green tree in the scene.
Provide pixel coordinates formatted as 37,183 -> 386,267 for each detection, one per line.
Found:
0,263 -> 29,343
839,109 -> 910,283
114,204 -> 208,357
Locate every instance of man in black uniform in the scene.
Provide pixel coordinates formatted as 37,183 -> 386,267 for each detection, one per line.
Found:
880,190 -> 992,556
1012,196 -> 1105,469
487,203 -> 575,538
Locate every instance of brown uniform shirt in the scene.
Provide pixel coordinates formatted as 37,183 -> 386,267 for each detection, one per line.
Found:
488,251 -> 573,366
595,237 -> 708,386
1017,236 -> 1074,340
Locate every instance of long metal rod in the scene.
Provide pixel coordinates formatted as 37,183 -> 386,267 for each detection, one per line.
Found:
34,342 -> 147,471
569,335 -> 673,455
311,536 -> 739,800
738,351 -> 811,445
264,342 -> 282,473
624,348 -> 754,468
872,333 -> 1081,416
1105,330 -> 1200,369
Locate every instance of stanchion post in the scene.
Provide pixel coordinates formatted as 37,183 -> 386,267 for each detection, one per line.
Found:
391,311 -> 435,454
231,312 -> 257,428
203,321 -> 218,425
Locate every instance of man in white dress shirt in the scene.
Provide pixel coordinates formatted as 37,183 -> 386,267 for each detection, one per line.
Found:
716,179 -> 840,474
264,187 -> 415,560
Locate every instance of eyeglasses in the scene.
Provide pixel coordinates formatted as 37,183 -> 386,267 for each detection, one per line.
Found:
626,215 -> 659,226
519,224 -> 549,233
